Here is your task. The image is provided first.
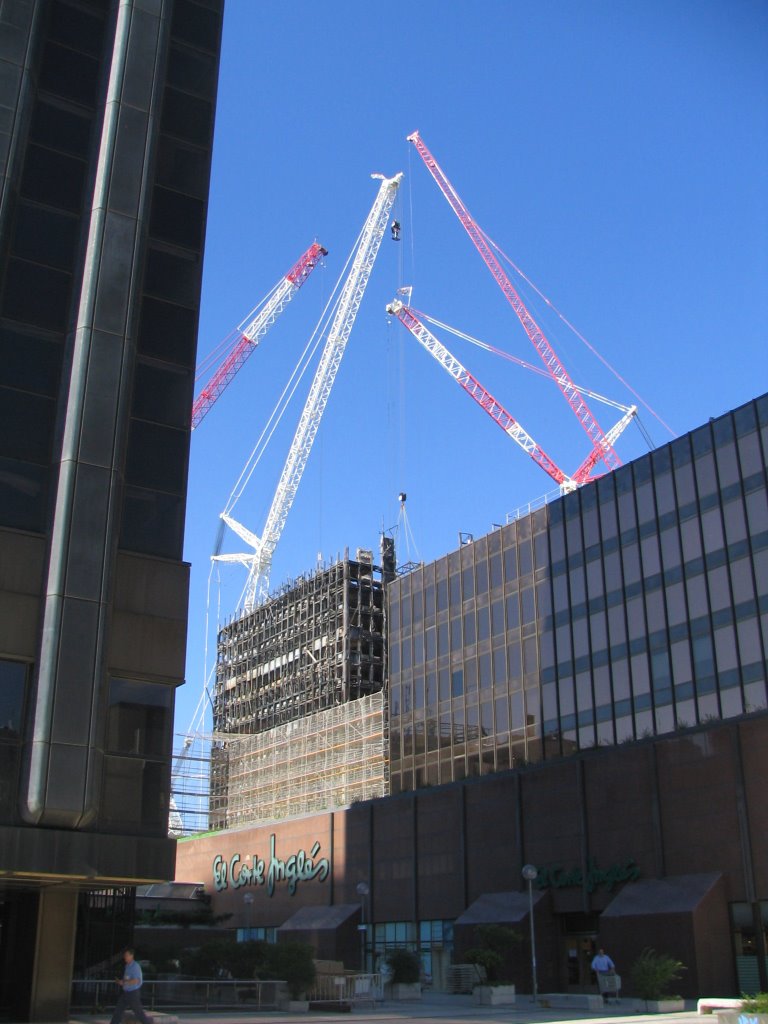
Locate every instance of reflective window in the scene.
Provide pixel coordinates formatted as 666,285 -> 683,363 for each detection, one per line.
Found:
680,519 -> 703,563
521,587 -> 535,625
519,542 -> 532,576
489,553 -> 503,590
107,678 -> 173,759
737,618 -> 762,664
503,543 -> 517,583
478,653 -> 492,689
724,501 -> 748,545
738,430 -> 764,477
102,756 -> 169,832
715,442 -> 740,489
0,660 -> 27,739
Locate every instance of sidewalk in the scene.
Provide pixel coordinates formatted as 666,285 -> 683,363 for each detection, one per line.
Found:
65,989 -> 704,1024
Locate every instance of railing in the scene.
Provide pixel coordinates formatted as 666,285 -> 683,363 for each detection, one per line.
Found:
308,972 -> 382,1006
71,978 -> 287,1012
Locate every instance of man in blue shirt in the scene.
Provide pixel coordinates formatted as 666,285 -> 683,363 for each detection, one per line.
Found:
110,948 -> 152,1024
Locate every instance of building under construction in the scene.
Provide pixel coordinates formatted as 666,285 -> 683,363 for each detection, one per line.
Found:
209,539 -> 395,830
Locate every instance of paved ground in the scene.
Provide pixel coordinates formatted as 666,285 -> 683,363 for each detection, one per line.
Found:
58,990 -> 712,1024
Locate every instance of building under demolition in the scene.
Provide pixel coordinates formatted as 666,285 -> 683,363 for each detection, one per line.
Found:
209,540 -> 395,829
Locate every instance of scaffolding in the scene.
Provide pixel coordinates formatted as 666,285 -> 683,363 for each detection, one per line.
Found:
209,693 -> 387,830
213,545 -> 393,737
204,538 -> 396,831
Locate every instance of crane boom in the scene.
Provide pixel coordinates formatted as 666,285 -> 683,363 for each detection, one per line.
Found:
406,130 -> 621,475
219,173 -> 403,612
387,294 -> 574,490
572,403 -> 638,484
191,241 -> 327,429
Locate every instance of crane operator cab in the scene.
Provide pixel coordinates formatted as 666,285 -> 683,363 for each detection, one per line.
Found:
391,220 -> 401,240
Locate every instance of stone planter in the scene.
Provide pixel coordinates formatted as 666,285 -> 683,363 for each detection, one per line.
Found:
287,999 -> 310,1011
635,998 -> 685,1013
390,982 -> 422,1000
473,984 -> 516,1006
717,1012 -> 768,1024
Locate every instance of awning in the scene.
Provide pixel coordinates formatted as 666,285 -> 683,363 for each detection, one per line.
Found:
136,881 -> 205,900
278,903 -> 361,933
455,890 -> 545,926
601,873 -> 722,917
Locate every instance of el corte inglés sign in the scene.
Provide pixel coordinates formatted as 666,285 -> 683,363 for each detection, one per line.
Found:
213,833 -> 330,897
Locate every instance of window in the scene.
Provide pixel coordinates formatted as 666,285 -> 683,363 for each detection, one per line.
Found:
107,678 -> 173,759
0,661 -> 27,740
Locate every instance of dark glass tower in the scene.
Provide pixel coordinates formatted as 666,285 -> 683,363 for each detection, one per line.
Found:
387,394 -> 768,793
0,0 -> 223,1018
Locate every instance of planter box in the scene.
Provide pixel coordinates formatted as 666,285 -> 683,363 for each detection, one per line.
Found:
390,982 -> 422,1000
634,998 -> 685,1013
287,999 -> 310,1012
473,984 -> 516,1006
717,1013 -> 768,1024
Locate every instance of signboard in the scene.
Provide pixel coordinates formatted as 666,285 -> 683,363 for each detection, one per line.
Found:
212,833 -> 330,897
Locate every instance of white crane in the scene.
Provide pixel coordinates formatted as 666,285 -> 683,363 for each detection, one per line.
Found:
215,172 -> 403,612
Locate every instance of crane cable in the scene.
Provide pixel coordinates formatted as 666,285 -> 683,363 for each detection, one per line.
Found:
414,309 -> 633,413
481,227 -> 676,440
194,278 -> 285,384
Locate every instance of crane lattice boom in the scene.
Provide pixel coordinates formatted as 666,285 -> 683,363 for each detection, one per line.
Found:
406,130 -> 621,476
191,242 -> 327,429
387,295 -> 574,490
219,173 -> 403,612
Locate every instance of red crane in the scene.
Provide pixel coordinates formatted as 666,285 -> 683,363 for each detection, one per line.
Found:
387,293 -> 575,490
191,242 -> 327,430
407,131 -> 621,476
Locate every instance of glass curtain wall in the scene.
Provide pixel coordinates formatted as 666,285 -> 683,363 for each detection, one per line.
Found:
389,394 -> 768,792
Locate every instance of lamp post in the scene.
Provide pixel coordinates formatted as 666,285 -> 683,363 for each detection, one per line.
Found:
356,882 -> 369,973
522,864 -> 538,1002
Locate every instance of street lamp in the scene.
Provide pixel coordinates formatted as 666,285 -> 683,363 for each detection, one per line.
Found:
356,882 -> 370,973
522,864 -> 538,1002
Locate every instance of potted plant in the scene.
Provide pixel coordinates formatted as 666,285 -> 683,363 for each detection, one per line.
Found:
630,947 -> 686,1012
385,948 -> 422,1000
713,991 -> 768,1024
465,925 -> 521,1006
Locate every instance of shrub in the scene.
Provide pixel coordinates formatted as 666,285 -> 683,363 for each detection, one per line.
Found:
465,924 -> 522,983
630,947 -> 685,1001
465,947 -> 504,982
385,947 -> 421,984
179,939 -> 269,979
266,942 -> 316,999
742,993 -> 768,1013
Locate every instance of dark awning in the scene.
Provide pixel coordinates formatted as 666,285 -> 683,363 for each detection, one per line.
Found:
278,903 -> 360,933
455,890 -> 545,926
601,873 -> 722,917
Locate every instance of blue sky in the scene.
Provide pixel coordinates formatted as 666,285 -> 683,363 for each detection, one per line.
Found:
176,0 -> 768,743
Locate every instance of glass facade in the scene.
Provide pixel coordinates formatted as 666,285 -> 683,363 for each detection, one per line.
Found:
388,394 -> 768,793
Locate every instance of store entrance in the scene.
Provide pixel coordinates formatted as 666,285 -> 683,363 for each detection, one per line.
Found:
560,914 -> 600,992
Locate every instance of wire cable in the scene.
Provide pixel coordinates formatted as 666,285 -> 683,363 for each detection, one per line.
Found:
481,228 -> 676,438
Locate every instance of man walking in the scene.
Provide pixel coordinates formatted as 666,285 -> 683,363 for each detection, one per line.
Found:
111,948 -> 152,1024
591,947 -> 619,1001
